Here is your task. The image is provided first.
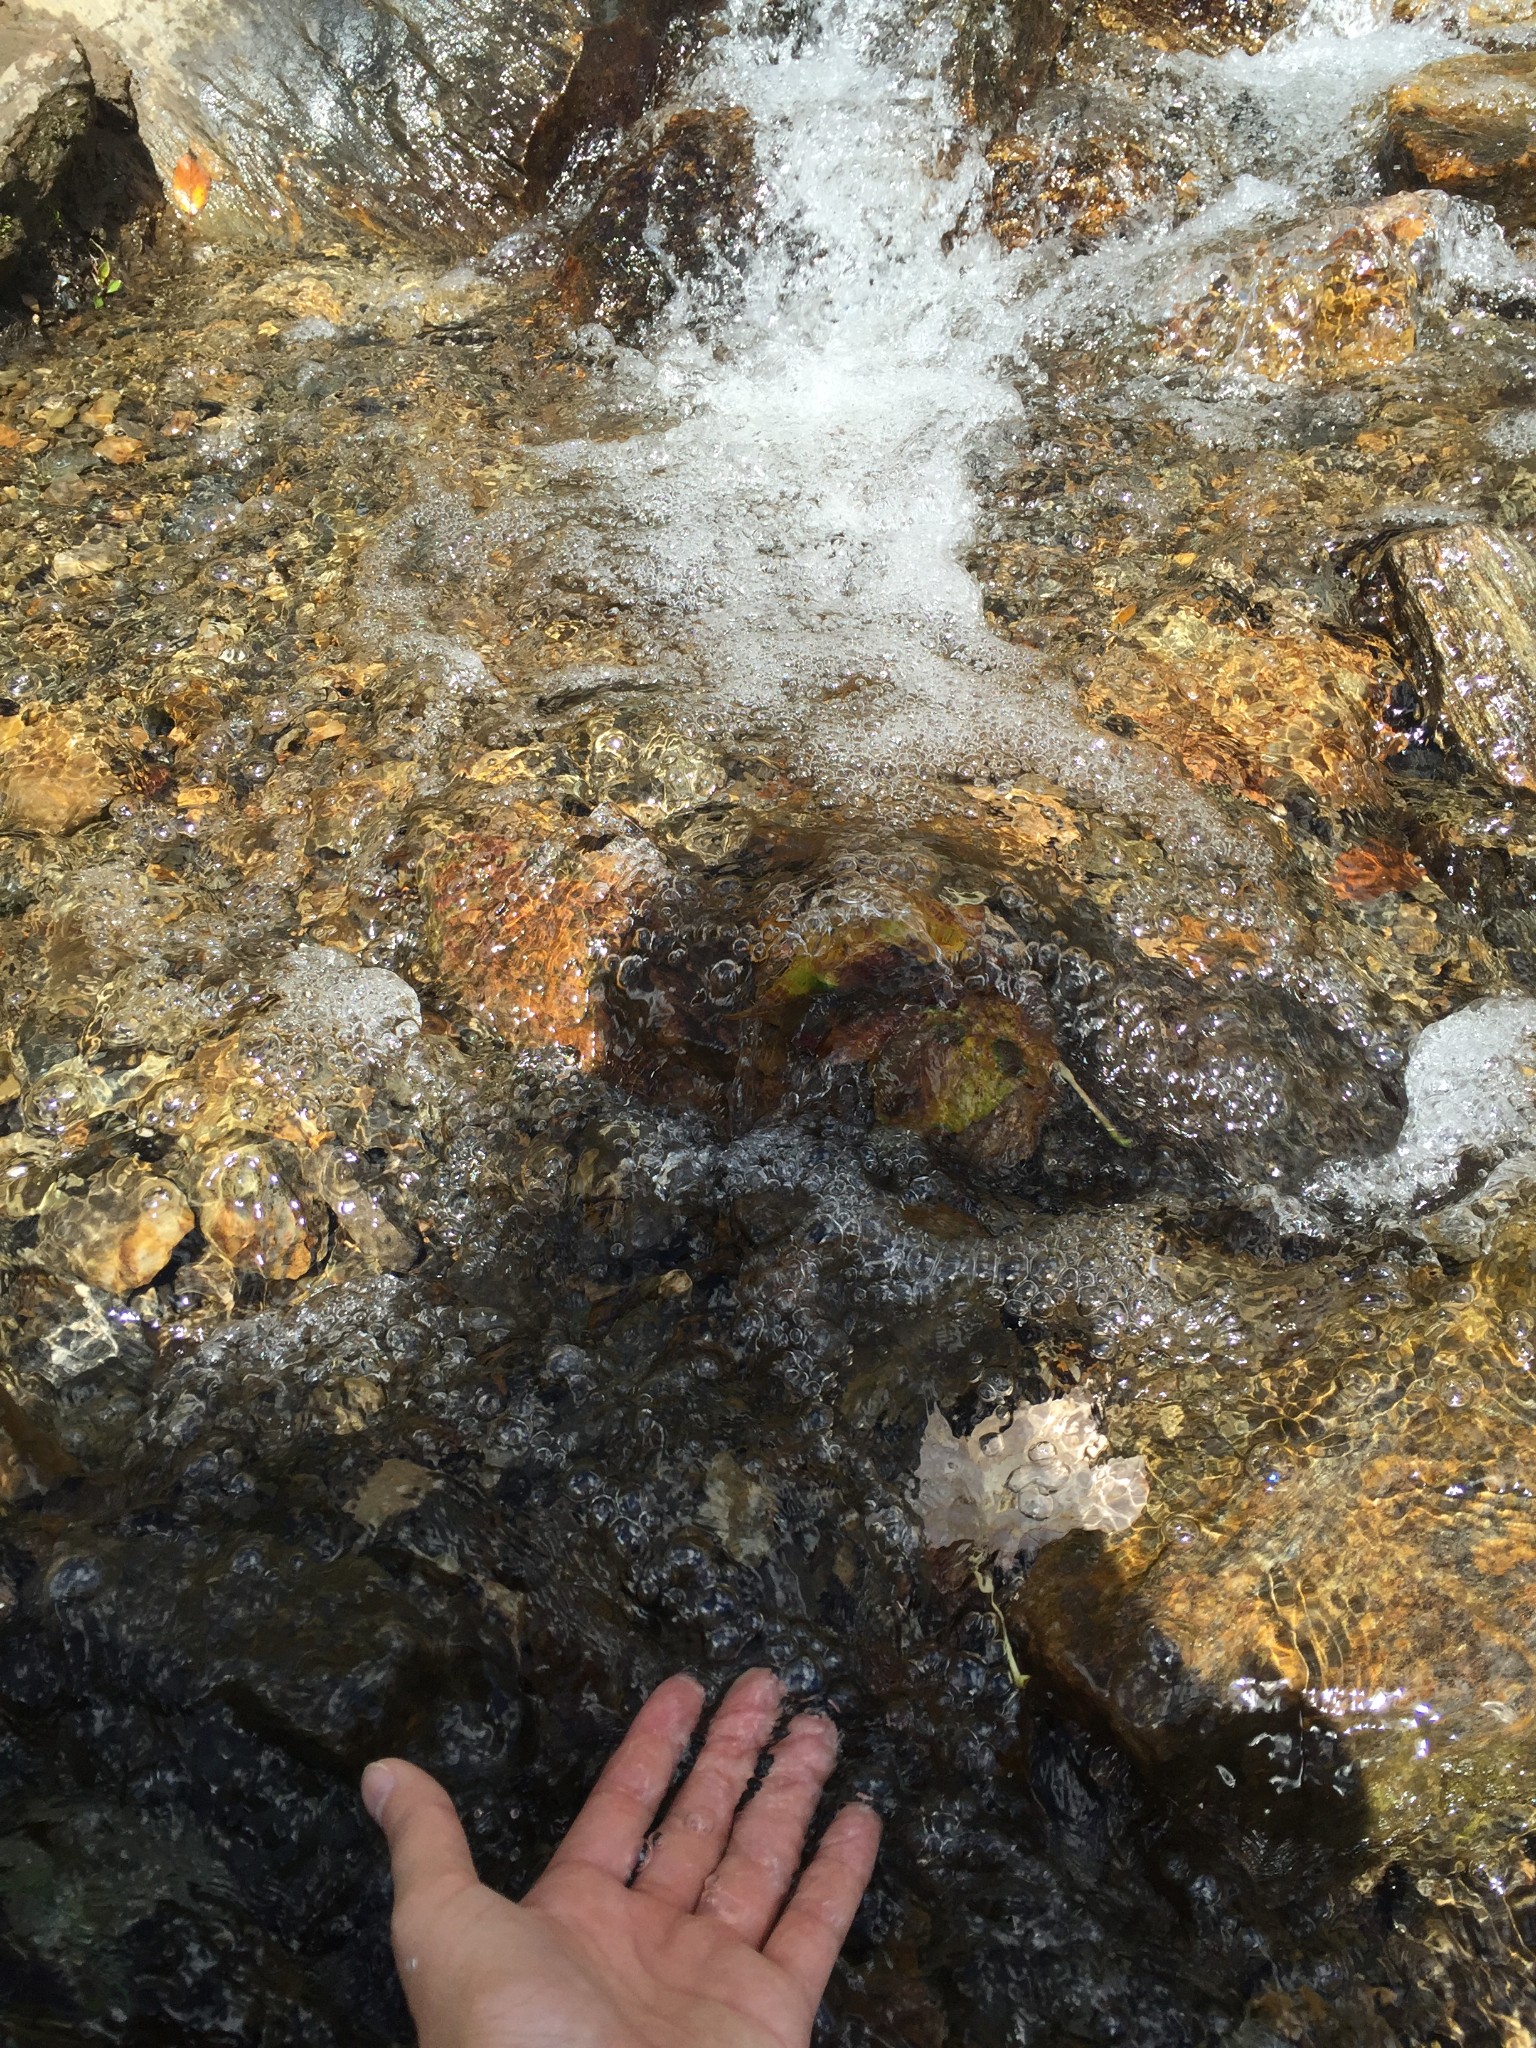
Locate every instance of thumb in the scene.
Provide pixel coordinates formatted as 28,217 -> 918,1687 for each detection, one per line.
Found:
362,1757 -> 478,1910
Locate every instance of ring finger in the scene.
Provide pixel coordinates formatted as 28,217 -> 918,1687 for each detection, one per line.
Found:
630,1667 -> 783,1911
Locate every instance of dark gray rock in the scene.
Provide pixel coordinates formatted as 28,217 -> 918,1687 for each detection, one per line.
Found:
37,0 -> 593,243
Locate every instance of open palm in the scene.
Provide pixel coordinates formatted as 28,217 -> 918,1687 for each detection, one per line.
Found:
362,1669 -> 882,2048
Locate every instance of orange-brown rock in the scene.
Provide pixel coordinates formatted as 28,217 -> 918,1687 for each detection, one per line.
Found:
0,710 -> 119,835
1160,193 -> 1442,382
1093,0 -> 1295,52
192,1142 -> 314,1280
986,105 -> 1168,252
1080,606 -> 1402,809
1018,1215 -> 1536,1864
1328,841 -> 1428,902
1387,51 -> 1536,230
36,1161 -> 194,1295
423,800 -> 665,1064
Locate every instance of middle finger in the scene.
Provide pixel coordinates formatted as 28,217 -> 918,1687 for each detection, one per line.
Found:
631,1666 -> 783,1910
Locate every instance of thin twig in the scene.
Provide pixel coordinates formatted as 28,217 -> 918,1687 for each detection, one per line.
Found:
1052,1061 -> 1132,1147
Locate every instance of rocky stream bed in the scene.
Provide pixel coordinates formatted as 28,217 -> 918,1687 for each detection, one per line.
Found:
4,0 -> 1536,2040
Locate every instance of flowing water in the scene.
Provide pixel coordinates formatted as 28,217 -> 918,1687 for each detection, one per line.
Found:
5,0 -> 1536,2040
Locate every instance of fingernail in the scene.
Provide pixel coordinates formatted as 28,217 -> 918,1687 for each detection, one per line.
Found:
361,1762 -> 395,1823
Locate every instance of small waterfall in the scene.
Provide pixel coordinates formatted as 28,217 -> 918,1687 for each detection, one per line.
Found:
544,0 -> 1061,791
521,0 -> 1475,821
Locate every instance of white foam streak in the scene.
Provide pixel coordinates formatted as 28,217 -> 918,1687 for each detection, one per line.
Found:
542,0 -> 1064,791
1309,995 -> 1536,1218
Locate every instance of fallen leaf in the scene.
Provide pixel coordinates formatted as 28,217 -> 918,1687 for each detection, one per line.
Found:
917,1394 -> 1149,1568
172,151 -> 213,217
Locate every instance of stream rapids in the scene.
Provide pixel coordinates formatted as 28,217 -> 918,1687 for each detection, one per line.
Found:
4,0 -> 1536,2039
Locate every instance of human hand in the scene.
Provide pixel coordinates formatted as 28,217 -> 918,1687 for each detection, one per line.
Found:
361,1668 -> 882,2048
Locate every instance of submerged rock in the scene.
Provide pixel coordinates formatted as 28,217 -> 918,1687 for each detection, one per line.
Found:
1079,605 -> 1402,811
192,1141 -> 315,1281
1018,1211 -> 1536,1867
828,991 -> 1059,1173
35,1160 -> 193,1295
1387,52 -> 1536,232
0,709 -> 119,834
1160,193 -> 1445,382
421,796 -> 666,1064
985,90 -> 1193,253
1373,523 -> 1536,793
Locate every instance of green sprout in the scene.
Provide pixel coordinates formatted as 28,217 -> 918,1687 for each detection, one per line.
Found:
89,243 -> 123,309
971,1551 -> 1029,1693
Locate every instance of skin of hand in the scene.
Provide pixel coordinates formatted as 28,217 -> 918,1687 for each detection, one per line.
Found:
360,1668 -> 882,2048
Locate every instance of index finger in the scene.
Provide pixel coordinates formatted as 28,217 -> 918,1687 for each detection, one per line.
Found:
543,1673 -> 707,1883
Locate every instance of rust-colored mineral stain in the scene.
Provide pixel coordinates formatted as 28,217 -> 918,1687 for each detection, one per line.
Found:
172,151 -> 213,217
1329,842 -> 1428,902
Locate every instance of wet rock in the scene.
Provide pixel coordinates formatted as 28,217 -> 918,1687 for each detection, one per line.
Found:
191,1141 -> 314,1280
985,91 -> 1196,252
309,1145 -> 418,1275
1018,1210 -> 1536,1866
1093,0 -> 1297,53
0,710 -> 119,834
1078,605 -> 1402,810
560,106 -> 759,339
35,1159 -> 194,1295
51,537 -> 123,577
826,991 -> 1059,1173
950,0 -> 1076,127
1387,52 -> 1536,232
1160,193 -> 1445,382
251,259 -> 502,342
47,0 -> 589,243
422,796 -> 666,1064
0,1132 -> 56,1218
699,1450 -> 776,1566
755,873 -> 985,1010
1372,523 -> 1536,793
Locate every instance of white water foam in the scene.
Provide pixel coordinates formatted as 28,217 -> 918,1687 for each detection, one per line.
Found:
1309,994 -> 1536,1218
519,0 -> 1484,820
539,0 -> 1072,791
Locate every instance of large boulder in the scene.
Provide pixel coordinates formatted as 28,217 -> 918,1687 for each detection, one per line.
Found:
1387,51 -> 1536,232
25,0 -> 592,243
